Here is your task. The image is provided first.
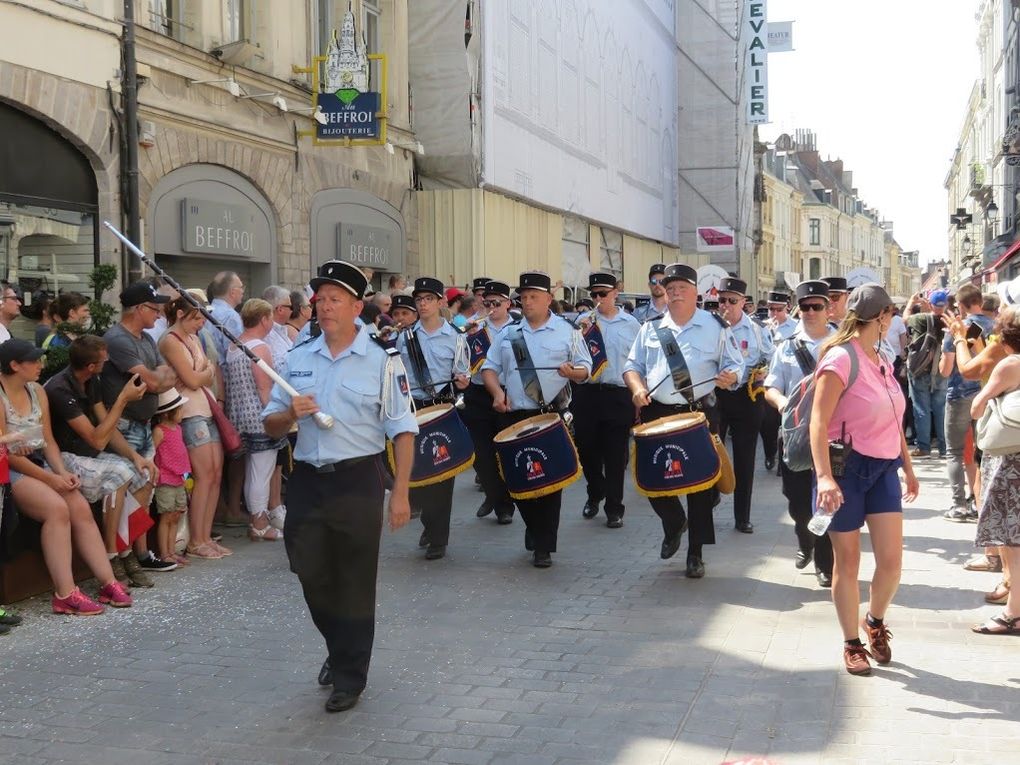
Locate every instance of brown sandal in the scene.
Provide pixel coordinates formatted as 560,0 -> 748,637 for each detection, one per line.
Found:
985,581 -> 1010,605
972,611 -> 1020,635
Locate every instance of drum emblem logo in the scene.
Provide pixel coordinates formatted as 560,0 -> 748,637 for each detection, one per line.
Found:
432,441 -> 451,465
514,446 -> 548,481
652,444 -> 688,480
663,450 -> 684,480
525,454 -> 545,480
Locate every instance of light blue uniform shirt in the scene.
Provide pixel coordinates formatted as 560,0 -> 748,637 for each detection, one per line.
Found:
632,298 -> 668,324
469,316 -> 514,386
262,326 -> 418,466
771,316 -> 798,343
764,326 -> 835,399
585,309 -> 641,387
396,320 -> 467,402
482,313 -> 593,410
624,309 -> 744,404
209,298 -> 243,362
729,314 -> 776,385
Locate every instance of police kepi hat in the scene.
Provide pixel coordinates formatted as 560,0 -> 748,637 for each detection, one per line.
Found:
718,276 -> 747,296
482,280 -> 511,299
390,294 -> 418,313
413,277 -> 445,299
648,263 -> 667,278
310,260 -> 369,299
588,272 -> 618,290
472,277 -> 492,293
767,291 -> 790,305
660,263 -> 698,287
518,271 -> 552,293
823,276 -> 849,293
120,281 -> 171,308
796,280 -> 830,304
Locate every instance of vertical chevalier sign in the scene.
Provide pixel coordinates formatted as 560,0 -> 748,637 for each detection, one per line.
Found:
746,0 -> 768,124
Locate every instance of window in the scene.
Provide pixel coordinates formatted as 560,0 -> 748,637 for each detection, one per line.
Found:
599,228 -> 623,281
561,217 -> 590,302
809,218 -> 821,246
226,0 -> 254,41
362,0 -> 380,54
148,0 -> 188,40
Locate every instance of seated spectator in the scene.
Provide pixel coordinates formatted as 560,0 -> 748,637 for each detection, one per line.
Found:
285,290 -> 312,343
0,339 -> 132,614
223,299 -> 286,541
42,292 -> 91,351
44,336 -> 163,583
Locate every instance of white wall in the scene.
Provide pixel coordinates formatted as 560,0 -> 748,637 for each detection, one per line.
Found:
480,0 -> 679,246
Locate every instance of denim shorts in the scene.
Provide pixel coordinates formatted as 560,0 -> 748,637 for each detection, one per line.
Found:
117,418 -> 154,460
181,415 -> 220,449
813,451 -> 903,532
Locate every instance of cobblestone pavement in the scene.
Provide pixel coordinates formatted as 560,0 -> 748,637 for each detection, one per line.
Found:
0,452 -> 1017,765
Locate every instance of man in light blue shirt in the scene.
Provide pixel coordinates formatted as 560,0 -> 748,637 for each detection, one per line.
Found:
263,260 -> 416,715
571,272 -> 640,528
632,263 -> 669,324
761,291 -> 796,471
623,264 -> 741,579
206,271 -> 245,363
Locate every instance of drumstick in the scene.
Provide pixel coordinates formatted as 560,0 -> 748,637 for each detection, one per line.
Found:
517,365 -> 587,371
103,221 -> 335,430
647,374 -> 720,398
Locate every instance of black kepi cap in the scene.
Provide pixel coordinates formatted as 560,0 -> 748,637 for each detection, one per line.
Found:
412,277 -> 445,299
767,291 -> 789,305
718,276 -> 747,295
310,260 -> 369,299
588,272 -> 618,290
0,339 -> 44,366
823,276 -> 848,293
120,281 -> 171,308
796,280 -> 831,304
472,277 -> 491,293
482,280 -> 511,299
390,294 -> 418,314
575,298 -> 595,310
648,263 -> 667,279
661,263 -> 698,287
518,271 -> 552,293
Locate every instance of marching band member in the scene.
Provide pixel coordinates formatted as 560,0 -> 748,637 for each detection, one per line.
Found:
824,276 -> 850,326
716,277 -> 775,534
262,260 -> 417,714
763,280 -> 836,587
469,277 -> 492,321
481,271 -> 592,568
388,294 -> 418,331
462,280 -> 516,524
633,263 -> 669,323
396,277 -> 471,561
623,264 -> 743,578
761,290 -> 796,471
572,272 -> 641,527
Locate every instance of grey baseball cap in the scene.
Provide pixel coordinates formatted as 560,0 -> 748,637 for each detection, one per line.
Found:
846,283 -> 893,321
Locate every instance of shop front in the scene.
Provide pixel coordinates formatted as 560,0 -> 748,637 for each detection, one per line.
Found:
147,165 -> 277,295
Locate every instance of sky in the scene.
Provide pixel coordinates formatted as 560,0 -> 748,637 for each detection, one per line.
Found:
761,0 -> 982,268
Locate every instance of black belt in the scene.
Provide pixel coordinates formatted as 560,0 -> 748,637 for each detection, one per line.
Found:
656,393 -> 716,413
298,453 -> 380,474
588,382 -> 626,390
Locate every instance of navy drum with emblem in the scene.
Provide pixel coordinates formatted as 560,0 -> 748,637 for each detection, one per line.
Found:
631,413 -> 724,497
493,413 -> 581,500
388,403 -> 475,488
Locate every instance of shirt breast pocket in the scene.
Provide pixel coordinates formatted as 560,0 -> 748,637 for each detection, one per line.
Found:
289,372 -> 317,395
541,340 -> 569,366
338,376 -> 380,424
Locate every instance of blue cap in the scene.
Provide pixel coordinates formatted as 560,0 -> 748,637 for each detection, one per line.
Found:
929,289 -> 949,307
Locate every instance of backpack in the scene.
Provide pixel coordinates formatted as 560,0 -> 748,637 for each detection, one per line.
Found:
906,314 -> 940,377
780,342 -> 860,472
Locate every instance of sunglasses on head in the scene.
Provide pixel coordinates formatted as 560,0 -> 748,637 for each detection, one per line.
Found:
590,291 -> 612,299
719,296 -> 743,305
799,302 -> 827,312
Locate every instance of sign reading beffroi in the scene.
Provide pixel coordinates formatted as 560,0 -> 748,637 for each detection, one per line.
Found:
338,223 -> 394,269
181,198 -> 259,257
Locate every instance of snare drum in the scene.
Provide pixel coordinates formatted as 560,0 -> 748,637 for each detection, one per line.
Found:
631,413 -> 721,497
388,404 -> 475,488
493,414 -> 581,500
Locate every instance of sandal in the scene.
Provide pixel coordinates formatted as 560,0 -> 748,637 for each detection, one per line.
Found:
249,524 -> 283,542
985,580 -> 1010,605
212,540 -> 233,556
173,554 -> 190,566
186,543 -> 222,559
971,611 -> 1020,635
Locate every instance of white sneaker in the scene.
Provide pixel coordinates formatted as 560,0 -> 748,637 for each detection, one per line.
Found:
268,505 -> 287,530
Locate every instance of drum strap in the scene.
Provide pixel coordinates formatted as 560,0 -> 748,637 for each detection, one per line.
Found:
792,339 -> 816,376
405,328 -> 441,399
654,323 -> 693,399
510,328 -> 547,408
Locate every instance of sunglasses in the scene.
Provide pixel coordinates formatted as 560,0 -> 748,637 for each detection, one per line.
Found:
719,296 -> 744,305
799,302 -> 827,312
768,305 -> 786,312
649,277 -> 664,285
482,299 -> 505,308
590,291 -> 612,299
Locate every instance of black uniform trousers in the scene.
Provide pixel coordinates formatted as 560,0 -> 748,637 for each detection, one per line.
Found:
284,457 -> 385,694
779,461 -> 833,577
498,409 -> 563,554
642,401 -> 718,556
408,395 -> 459,547
716,387 -> 766,526
571,383 -> 633,519
461,384 -> 514,516
760,406 -> 780,464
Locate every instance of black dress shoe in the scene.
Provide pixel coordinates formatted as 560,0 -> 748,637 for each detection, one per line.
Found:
816,571 -> 833,588
524,529 -> 534,551
582,499 -> 600,519
425,544 -> 447,560
606,517 -> 623,529
685,556 -> 706,579
496,511 -> 514,525
764,457 -> 776,471
418,531 -> 428,548
532,551 -> 552,568
795,549 -> 812,570
660,532 -> 682,560
476,500 -> 494,518
324,689 -> 360,713
318,658 -> 332,687
736,522 -> 754,534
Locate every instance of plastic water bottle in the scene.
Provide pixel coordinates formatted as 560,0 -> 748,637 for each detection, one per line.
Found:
808,511 -> 835,536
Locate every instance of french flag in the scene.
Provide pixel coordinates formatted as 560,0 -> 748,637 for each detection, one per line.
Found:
115,492 -> 153,553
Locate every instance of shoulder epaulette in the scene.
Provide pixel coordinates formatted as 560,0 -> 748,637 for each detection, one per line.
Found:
290,334 -> 317,351
447,319 -> 467,335
368,331 -> 400,355
711,313 -> 729,329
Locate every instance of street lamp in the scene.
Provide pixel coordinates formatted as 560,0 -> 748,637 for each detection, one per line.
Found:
962,234 -> 973,256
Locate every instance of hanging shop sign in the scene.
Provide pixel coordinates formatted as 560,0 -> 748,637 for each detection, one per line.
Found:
767,21 -> 793,53
746,0 -> 768,125
696,226 -> 736,253
295,7 -> 388,146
